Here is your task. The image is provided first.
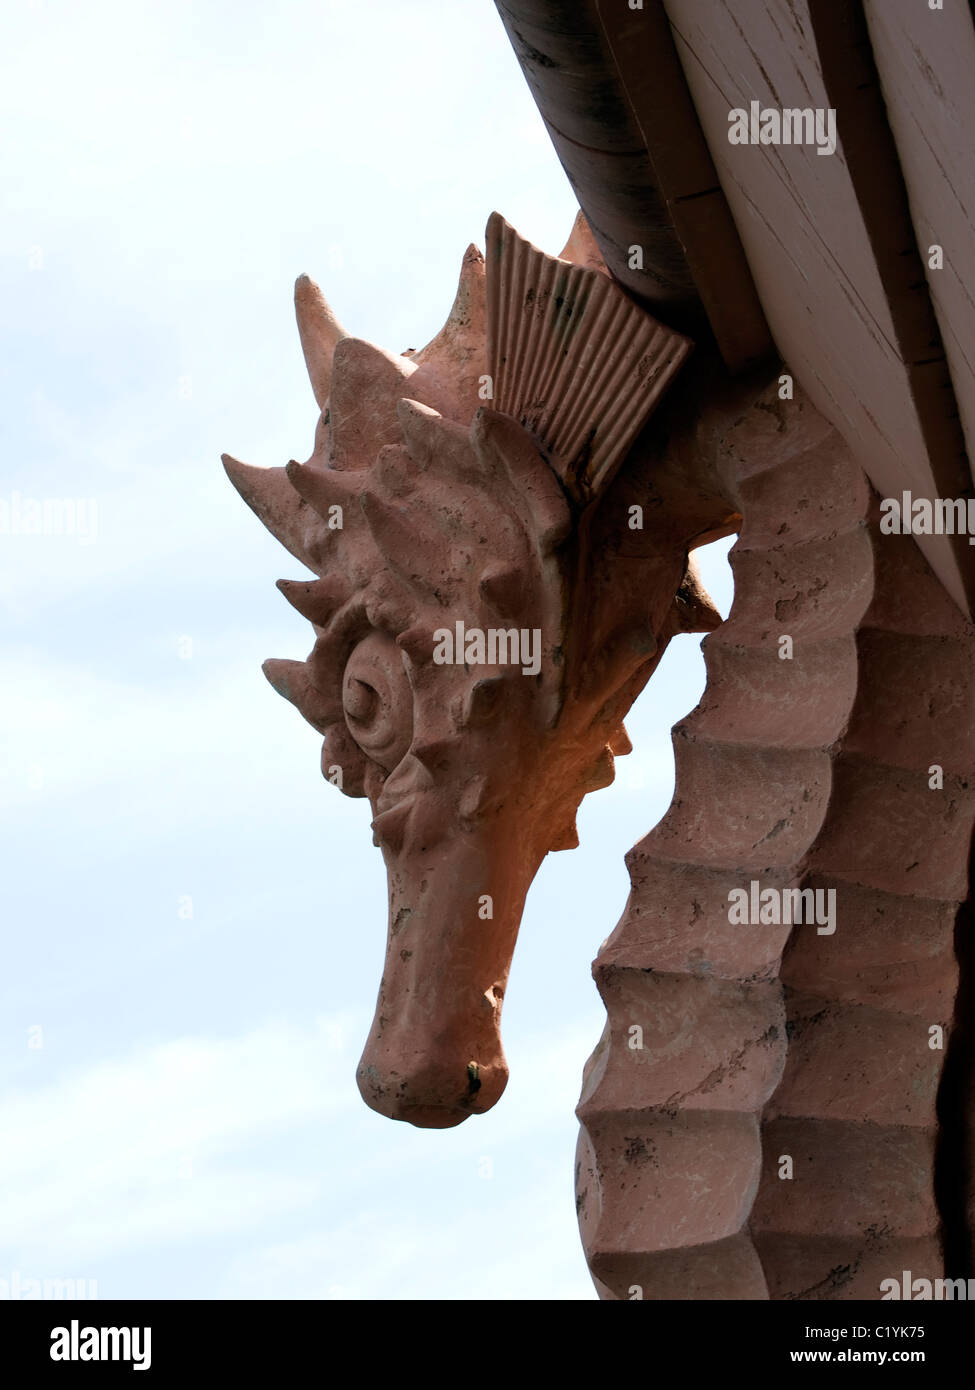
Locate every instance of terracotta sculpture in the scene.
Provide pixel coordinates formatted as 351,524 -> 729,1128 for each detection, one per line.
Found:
576,392 -> 975,1298
224,0 -> 975,1306
225,213 -> 738,1128
481,0 -> 975,1306
226,206 -> 975,1296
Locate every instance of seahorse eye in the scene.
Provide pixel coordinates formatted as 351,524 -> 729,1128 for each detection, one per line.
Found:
344,676 -> 378,724
341,630 -> 413,772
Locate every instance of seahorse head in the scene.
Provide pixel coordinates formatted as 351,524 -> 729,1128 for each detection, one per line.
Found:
224,214 -> 723,1126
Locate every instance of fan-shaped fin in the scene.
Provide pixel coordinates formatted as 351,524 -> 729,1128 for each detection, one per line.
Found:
485,212 -> 692,502
222,454 -> 318,570
295,274 -> 348,410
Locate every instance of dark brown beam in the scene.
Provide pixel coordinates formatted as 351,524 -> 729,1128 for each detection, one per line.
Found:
494,0 -> 774,371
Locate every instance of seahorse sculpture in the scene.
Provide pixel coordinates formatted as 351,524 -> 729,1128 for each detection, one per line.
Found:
223,211 -> 740,1127
226,209 -> 975,1297
575,392 -> 975,1299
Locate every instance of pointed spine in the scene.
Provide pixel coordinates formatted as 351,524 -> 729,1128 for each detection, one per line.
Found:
286,459 -> 356,522
262,658 -> 340,731
222,454 -> 317,570
295,274 -> 347,409
276,576 -> 348,626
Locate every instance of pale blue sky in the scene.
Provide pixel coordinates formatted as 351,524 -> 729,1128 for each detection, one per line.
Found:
0,0 -> 733,1299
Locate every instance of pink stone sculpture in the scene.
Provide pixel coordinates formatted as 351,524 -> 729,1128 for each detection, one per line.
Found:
224,213 -> 734,1128
225,211 -> 975,1298
575,385 -> 975,1298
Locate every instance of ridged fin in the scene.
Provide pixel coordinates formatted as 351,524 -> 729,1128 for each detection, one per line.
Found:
485,212 -> 692,502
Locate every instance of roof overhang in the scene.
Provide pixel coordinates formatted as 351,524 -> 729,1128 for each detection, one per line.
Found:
496,0 -> 975,615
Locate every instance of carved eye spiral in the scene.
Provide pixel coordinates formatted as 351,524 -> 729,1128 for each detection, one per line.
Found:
341,630 -> 413,773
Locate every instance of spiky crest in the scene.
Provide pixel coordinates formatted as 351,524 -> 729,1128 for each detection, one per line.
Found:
225,211 -> 711,849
